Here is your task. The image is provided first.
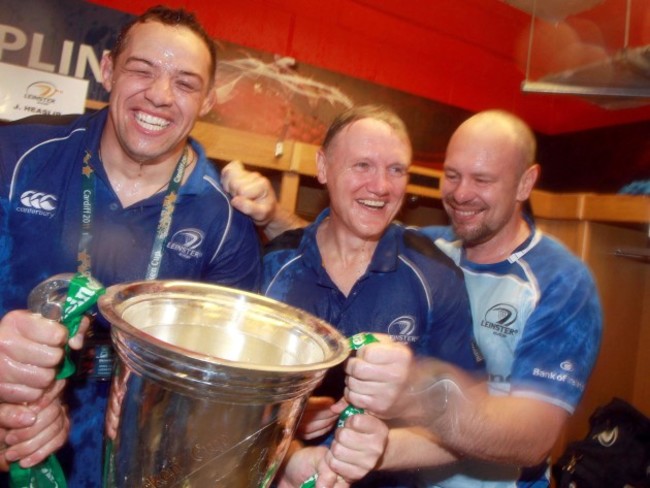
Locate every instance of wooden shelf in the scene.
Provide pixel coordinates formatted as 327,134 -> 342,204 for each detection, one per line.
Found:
85,101 -> 649,225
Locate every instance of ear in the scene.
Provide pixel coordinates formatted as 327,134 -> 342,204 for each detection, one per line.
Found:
100,52 -> 114,93
199,84 -> 217,117
316,149 -> 327,185
516,163 -> 540,202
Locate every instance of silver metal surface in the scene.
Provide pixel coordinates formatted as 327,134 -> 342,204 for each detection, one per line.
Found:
99,280 -> 349,487
27,273 -> 75,321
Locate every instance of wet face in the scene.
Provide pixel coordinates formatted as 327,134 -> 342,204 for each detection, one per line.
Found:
317,118 -> 411,241
100,21 -> 215,164
441,124 -> 527,247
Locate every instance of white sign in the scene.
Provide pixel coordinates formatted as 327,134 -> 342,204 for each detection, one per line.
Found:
0,62 -> 89,121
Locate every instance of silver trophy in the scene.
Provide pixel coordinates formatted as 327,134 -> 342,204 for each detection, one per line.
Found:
99,280 -> 349,488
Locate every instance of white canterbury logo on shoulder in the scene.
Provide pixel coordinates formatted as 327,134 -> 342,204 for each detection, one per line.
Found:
16,190 -> 58,217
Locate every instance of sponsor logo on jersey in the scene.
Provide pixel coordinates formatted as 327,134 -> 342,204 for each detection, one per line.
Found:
560,360 -> 575,372
532,367 -> 585,391
387,315 -> 418,343
166,229 -> 204,259
16,190 -> 58,217
481,303 -> 519,336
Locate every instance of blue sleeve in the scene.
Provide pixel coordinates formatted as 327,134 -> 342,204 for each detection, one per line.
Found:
511,262 -> 602,412
204,209 -> 262,292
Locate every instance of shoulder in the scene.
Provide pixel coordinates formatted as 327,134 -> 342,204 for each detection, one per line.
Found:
264,228 -> 305,256
0,111 -> 100,154
400,227 -> 464,278
530,233 -> 596,284
420,225 -> 454,241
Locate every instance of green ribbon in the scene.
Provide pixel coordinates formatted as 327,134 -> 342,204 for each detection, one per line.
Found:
9,273 -> 105,488
297,333 -> 378,488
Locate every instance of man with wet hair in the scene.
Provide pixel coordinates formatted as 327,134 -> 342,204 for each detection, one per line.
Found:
0,6 -> 260,486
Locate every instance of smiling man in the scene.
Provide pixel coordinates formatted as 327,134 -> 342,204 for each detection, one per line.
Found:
258,105 -> 483,487
0,6 -> 261,486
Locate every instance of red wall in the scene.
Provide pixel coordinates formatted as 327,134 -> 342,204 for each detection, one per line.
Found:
88,0 -> 650,135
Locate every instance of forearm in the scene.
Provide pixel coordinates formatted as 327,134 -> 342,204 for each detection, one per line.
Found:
377,427 -> 459,471
263,206 -> 309,240
430,393 -> 568,466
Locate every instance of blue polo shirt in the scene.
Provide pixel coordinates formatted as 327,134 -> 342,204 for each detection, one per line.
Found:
0,109 -> 261,486
264,210 -> 481,371
263,209 -> 483,487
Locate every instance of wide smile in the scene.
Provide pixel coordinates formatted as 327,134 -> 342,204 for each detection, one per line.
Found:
134,111 -> 171,132
357,198 -> 386,209
448,204 -> 484,223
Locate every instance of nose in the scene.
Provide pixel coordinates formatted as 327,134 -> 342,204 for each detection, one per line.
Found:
367,168 -> 391,195
444,176 -> 473,204
145,75 -> 174,107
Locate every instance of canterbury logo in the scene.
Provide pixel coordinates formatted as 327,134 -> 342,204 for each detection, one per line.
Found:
20,191 -> 58,211
594,427 -> 618,447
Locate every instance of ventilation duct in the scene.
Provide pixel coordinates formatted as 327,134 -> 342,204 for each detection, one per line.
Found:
504,0 -> 650,108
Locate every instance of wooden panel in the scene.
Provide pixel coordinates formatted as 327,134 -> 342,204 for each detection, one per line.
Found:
582,194 -> 650,224
407,165 -> 443,200
567,222 -> 650,440
191,121 -> 293,171
530,191 -> 584,220
634,268 -> 650,416
535,218 -> 589,256
290,141 -> 318,175
278,172 -> 301,212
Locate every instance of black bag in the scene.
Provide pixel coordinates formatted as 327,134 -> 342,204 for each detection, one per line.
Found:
552,397 -> 650,488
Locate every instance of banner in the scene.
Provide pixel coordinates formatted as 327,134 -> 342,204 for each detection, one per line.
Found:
0,62 -> 89,121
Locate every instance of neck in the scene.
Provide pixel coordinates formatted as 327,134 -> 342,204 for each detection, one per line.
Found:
318,217 -> 377,262
317,216 -> 377,296
100,138 -> 193,207
465,217 -> 531,264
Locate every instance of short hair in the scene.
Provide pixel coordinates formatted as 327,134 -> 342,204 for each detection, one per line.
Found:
110,5 -> 217,82
322,105 -> 412,154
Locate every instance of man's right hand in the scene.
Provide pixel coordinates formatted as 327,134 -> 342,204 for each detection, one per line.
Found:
296,396 -> 338,440
221,160 -> 309,239
0,310 -> 70,404
0,379 -> 70,469
0,309 -> 89,470
221,160 -> 278,227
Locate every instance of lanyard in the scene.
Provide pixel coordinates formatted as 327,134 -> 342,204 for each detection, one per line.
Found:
78,145 -> 190,280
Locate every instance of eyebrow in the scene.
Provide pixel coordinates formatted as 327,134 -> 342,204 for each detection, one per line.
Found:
124,56 -> 205,82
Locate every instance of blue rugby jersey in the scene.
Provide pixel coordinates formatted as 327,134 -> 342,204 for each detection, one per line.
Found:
419,219 -> 602,488
0,109 -> 261,487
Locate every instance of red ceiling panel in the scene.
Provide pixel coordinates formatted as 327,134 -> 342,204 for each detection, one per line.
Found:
87,0 -> 650,133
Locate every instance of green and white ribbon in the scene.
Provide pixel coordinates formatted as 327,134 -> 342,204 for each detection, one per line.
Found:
10,273 -> 105,488
298,333 -> 378,488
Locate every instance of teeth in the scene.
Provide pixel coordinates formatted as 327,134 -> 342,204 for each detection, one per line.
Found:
135,112 -> 169,131
455,209 -> 480,217
359,199 -> 385,208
